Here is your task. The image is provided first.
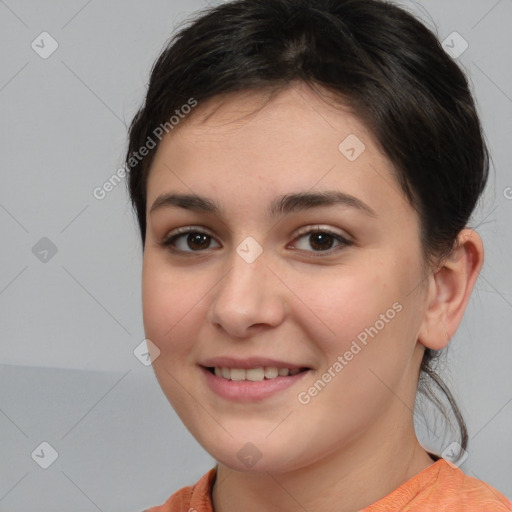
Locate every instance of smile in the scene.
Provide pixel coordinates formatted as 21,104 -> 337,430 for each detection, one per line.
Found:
208,366 -> 306,381
200,365 -> 311,402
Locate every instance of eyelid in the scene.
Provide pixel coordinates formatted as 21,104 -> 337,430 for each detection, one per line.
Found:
161,225 -> 217,243
160,225 -> 221,255
288,225 -> 353,255
292,224 -> 352,241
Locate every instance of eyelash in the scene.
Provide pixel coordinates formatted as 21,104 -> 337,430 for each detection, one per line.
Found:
159,225 -> 353,256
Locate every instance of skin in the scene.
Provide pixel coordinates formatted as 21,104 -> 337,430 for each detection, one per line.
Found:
142,82 -> 484,512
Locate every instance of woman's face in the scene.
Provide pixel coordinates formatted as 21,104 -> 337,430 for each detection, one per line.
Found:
142,83 -> 430,472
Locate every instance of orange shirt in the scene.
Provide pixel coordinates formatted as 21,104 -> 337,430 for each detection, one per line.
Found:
144,459 -> 512,512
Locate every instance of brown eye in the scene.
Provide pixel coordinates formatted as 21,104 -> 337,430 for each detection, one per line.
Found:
162,228 -> 221,253
186,233 -> 211,250
308,232 -> 336,251
292,227 -> 352,253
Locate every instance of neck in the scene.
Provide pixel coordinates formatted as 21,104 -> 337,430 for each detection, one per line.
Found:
211,415 -> 435,512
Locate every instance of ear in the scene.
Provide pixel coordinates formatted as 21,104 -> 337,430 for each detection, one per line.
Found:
418,229 -> 484,350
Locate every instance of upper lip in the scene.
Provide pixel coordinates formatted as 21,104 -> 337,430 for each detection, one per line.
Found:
199,357 -> 309,370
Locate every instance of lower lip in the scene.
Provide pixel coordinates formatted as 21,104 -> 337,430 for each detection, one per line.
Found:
200,366 -> 310,402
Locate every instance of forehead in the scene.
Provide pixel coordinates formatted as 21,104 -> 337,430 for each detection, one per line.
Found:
146,83 -> 410,222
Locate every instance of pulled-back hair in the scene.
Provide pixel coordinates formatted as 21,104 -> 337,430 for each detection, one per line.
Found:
126,0 -> 489,458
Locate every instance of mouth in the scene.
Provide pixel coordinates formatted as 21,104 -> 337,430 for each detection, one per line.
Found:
199,363 -> 312,402
203,365 -> 310,381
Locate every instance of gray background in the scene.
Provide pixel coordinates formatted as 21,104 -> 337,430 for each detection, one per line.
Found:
0,0 -> 511,510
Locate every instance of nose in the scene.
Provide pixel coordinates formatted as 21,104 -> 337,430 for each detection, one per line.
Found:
207,251 -> 287,338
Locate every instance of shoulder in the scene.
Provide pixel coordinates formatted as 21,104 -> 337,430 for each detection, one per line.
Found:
143,467 -> 217,512
363,459 -> 512,512
430,460 -> 512,511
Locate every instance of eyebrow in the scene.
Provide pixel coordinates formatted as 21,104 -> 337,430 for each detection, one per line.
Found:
149,190 -> 377,218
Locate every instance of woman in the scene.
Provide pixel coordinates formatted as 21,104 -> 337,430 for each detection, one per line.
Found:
125,0 -> 512,510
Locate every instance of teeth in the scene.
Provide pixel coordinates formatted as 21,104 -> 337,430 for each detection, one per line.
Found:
230,368 -> 246,381
264,366 -> 278,379
245,367 -> 264,381
211,366 -> 304,381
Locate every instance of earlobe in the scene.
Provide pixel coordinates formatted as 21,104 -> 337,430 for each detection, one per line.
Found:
418,229 -> 484,351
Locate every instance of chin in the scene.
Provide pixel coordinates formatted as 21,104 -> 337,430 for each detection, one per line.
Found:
201,435 -> 314,474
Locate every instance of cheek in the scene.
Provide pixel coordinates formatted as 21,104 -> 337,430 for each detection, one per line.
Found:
290,270 -> 418,433
297,269 -> 399,350
141,256 -> 212,422
293,259 -> 421,388
141,254 -> 205,359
